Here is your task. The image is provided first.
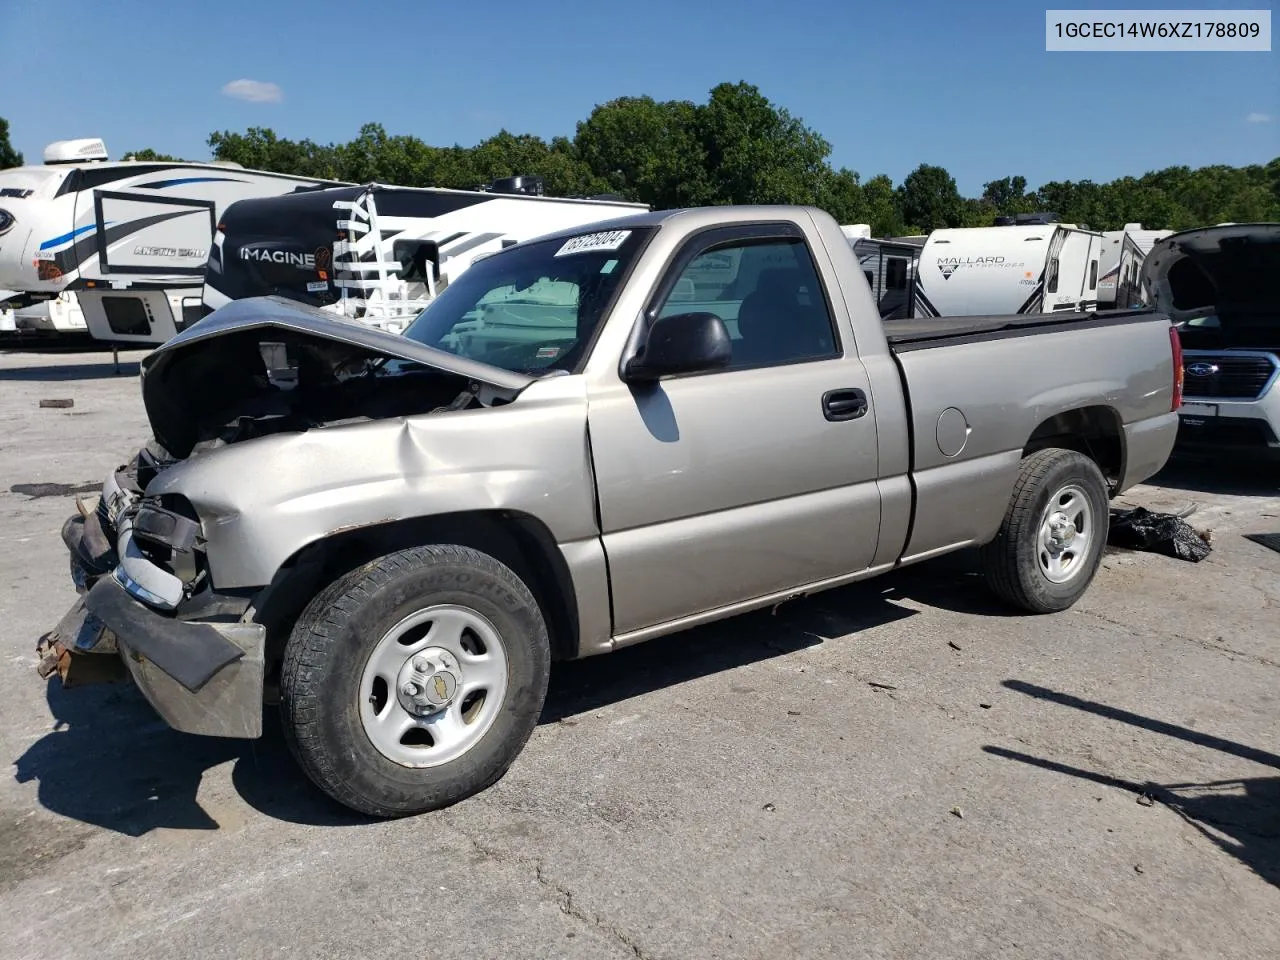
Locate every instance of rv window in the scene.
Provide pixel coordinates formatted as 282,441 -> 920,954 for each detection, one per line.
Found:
1088,259 -> 1097,290
1047,257 -> 1060,294
863,270 -> 875,288
393,241 -> 439,283
885,258 -> 908,290
61,164 -> 173,193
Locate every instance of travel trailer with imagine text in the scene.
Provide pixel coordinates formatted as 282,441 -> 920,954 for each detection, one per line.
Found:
202,180 -> 649,333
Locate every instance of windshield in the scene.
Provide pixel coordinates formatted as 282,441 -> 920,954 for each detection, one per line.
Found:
402,226 -> 652,374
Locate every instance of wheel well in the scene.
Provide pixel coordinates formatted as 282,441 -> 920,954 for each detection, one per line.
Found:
254,511 -> 582,667
1023,406 -> 1125,490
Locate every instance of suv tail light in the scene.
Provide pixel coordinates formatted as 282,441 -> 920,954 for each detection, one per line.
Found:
1169,325 -> 1184,411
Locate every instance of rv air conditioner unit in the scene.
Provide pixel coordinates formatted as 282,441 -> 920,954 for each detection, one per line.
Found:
43,139 -> 109,164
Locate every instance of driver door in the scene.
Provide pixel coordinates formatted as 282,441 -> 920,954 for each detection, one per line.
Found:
585,222 -> 883,638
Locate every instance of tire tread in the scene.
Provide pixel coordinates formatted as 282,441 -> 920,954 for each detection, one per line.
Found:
279,544 -> 549,817
980,448 -> 1108,614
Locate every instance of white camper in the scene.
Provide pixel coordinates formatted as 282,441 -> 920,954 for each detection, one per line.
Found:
1097,223 -> 1173,308
0,138 -> 348,346
0,289 -> 87,334
8,292 -> 87,333
203,179 -> 649,333
851,236 -> 925,320
912,223 -> 1103,318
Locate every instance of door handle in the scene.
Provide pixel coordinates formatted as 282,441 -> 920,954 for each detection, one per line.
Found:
822,388 -> 868,422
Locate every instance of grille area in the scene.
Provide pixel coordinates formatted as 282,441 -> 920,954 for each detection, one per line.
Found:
1182,354 -> 1277,400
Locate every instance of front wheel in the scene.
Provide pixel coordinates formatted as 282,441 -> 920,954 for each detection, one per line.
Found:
980,448 -> 1110,614
279,544 -> 551,817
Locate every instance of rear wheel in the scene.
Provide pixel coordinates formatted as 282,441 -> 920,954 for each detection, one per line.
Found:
981,448 -> 1109,613
279,544 -> 550,817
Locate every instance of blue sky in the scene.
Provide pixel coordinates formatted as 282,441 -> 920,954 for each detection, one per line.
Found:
1,0 -> 1276,195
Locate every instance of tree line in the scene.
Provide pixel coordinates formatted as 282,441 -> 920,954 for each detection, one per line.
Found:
5,83 -> 1278,234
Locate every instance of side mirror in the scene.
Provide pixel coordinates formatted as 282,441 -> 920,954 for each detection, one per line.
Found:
623,311 -> 732,383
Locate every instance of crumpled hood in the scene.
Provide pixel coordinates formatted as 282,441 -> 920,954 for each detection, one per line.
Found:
139,295 -> 534,459
1141,223 -> 1280,325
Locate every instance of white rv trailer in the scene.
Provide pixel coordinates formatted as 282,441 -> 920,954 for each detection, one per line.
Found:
7,292 -> 87,333
851,235 -> 926,320
0,288 -> 88,334
911,223 -> 1103,318
203,180 -> 649,334
1097,223 -> 1173,307
0,289 -> 19,332
0,138 -> 349,346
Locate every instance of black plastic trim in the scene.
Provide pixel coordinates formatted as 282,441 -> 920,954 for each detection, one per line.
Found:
84,576 -> 245,693
887,309 -> 1164,352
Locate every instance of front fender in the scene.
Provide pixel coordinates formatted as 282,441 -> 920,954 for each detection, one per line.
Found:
147,387 -> 596,590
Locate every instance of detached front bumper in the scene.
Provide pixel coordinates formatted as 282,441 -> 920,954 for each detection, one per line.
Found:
38,473 -> 267,739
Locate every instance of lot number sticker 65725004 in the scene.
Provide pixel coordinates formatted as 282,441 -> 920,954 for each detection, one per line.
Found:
554,230 -> 631,257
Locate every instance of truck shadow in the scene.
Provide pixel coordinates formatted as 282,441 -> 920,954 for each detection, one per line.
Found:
1150,457 -> 1280,498
12,677 -> 362,836
13,552 -> 1012,835
984,680 -> 1280,889
0,360 -> 141,381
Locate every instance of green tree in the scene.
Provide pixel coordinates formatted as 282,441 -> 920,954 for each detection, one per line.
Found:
862,174 -> 907,236
981,175 -> 1034,216
817,167 -> 866,226
208,127 -> 344,180
574,95 -> 709,207
123,148 -> 185,162
697,81 -> 832,206
197,89 -> 1278,229
896,164 -> 964,230
0,117 -> 23,168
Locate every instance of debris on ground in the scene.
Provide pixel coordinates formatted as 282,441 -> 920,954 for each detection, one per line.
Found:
762,803 -> 776,813
38,398 -> 74,409
948,640 -> 962,652
979,703 -> 993,710
868,681 -> 898,691
1108,507 -> 1212,562
1134,864 -> 1145,875
950,806 -> 964,819
10,481 -> 101,499
786,710 -> 801,716
1136,793 -> 1156,807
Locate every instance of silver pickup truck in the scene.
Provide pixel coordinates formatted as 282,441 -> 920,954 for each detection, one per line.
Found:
40,205 -> 1183,817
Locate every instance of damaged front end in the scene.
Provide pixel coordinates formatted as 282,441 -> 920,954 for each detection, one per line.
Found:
37,295 -> 546,740
40,456 -> 268,738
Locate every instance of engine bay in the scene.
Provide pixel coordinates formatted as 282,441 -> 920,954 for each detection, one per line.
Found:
141,327 -> 506,461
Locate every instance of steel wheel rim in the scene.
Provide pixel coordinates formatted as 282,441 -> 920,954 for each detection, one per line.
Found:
1038,483 -> 1094,584
359,604 -> 509,768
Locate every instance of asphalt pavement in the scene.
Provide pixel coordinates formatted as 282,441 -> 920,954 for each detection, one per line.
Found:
2,345 -> 1278,960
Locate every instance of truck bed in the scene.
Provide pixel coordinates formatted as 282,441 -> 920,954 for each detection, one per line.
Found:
884,308 -> 1158,350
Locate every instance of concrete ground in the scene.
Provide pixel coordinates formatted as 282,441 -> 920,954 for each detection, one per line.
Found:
1,344 -> 1278,960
